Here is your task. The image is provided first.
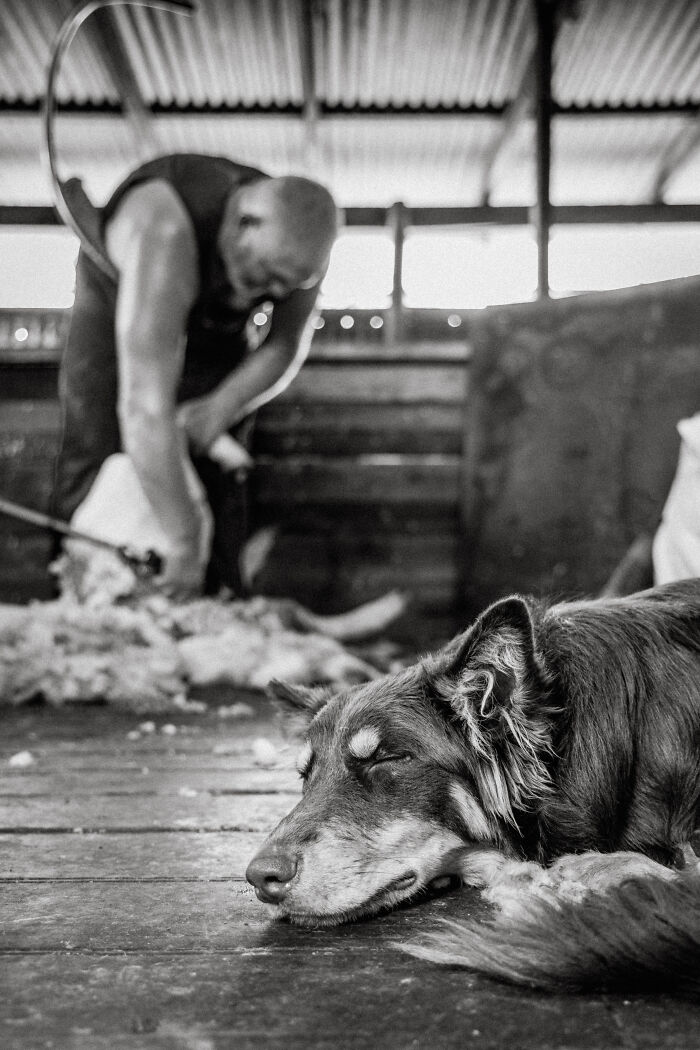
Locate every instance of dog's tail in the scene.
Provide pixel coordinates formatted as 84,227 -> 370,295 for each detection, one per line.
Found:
403,873 -> 700,999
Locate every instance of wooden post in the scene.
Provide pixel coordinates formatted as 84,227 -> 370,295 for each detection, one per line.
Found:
533,0 -> 556,299
386,202 -> 406,344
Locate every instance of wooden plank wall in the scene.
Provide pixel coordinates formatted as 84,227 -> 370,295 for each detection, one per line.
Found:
251,339 -> 468,644
5,277 -> 696,647
0,315 -> 469,645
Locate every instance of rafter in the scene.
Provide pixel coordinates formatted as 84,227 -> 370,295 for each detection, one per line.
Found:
85,6 -> 158,158
298,0 -> 322,170
4,204 -> 700,227
651,115 -> 700,202
479,54 -> 535,207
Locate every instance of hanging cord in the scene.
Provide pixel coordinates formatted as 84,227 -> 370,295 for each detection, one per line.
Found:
42,0 -> 195,280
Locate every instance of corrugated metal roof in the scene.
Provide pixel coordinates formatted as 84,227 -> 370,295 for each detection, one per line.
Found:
316,0 -> 535,109
555,0 -> 700,107
0,0 -> 698,206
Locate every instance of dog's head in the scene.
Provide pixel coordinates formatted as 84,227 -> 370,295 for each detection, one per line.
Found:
246,596 -> 557,925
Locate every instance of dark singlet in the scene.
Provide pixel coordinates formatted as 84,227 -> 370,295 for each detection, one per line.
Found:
103,153 -> 270,339
103,153 -> 270,399
55,155 -> 268,575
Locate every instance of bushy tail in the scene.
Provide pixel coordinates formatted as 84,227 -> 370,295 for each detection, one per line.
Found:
403,874 -> 700,999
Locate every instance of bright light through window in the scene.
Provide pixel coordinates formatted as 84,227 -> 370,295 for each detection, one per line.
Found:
320,231 -> 394,309
0,224 -> 698,311
0,229 -> 79,308
549,225 -> 700,294
403,229 -> 538,308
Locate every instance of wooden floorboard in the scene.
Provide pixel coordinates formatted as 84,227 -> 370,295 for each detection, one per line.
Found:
0,831 -> 263,877
2,699 -> 700,1049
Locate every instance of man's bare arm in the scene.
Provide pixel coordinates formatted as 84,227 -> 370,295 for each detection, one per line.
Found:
106,181 -> 207,594
178,282 -> 321,452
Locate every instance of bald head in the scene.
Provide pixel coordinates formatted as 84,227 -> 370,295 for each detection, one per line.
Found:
219,174 -> 338,306
265,176 -> 338,262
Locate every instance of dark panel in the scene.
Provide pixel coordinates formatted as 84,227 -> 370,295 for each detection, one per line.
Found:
463,276 -> 700,614
0,404 -> 60,600
251,506 -> 463,645
0,362 -> 59,398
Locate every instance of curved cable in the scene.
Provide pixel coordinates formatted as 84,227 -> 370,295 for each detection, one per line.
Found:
42,0 -> 195,278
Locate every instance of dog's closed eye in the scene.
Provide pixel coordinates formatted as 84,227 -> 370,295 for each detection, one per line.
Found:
366,751 -> 413,771
296,741 -> 315,780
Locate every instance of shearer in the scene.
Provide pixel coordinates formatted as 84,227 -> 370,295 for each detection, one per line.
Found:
52,154 -> 338,599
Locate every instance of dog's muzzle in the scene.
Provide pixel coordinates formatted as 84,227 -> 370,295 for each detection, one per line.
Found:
246,848 -> 298,904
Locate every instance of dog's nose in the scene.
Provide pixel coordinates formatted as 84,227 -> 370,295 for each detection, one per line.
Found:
246,850 -> 298,904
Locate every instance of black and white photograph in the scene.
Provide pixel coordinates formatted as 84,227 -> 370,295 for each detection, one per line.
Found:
1,1 -> 699,1046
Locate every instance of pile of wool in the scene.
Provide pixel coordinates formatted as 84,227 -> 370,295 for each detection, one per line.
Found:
0,600 -> 184,711
0,453 -> 406,711
169,596 -> 383,691
0,592 -> 405,712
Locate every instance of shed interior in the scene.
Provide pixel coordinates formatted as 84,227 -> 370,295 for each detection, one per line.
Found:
0,2 -> 699,1046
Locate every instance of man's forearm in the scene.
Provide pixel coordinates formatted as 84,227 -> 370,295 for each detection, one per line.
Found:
213,334 -> 310,429
120,410 -> 200,548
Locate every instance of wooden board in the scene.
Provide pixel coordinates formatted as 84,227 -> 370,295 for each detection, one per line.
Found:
0,831 -> 267,879
309,339 -> 470,361
7,951 -> 675,1050
277,363 -> 467,404
254,403 -> 464,456
252,455 -> 460,505
0,792 -> 299,832
2,703 -> 700,1050
0,768 -> 300,796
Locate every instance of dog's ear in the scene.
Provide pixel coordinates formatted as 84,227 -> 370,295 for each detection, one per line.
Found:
440,597 -> 543,718
428,597 -> 556,823
266,678 -> 330,737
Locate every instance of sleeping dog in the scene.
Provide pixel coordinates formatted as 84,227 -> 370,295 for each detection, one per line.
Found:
246,580 -> 700,997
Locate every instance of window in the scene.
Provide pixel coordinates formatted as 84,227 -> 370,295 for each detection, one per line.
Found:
0,223 -> 697,310
549,225 -> 700,295
319,231 -> 394,309
0,229 -> 79,309
403,228 -> 538,308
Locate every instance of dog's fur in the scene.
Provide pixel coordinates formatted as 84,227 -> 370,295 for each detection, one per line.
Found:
246,580 -> 700,997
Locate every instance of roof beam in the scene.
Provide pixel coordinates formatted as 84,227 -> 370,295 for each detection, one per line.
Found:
3,100 -> 699,118
5,204 -> 700,227
650,115 -> 700,202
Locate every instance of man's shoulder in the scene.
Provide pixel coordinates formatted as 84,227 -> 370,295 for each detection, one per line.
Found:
169,153 -> 268,185
105,154 -> 268,216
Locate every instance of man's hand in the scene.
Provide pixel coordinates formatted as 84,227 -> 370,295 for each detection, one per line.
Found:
155,497 -> 212,602
177,400 -> 253,476
155,539 -> 206,601
177,395 -> 227,455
